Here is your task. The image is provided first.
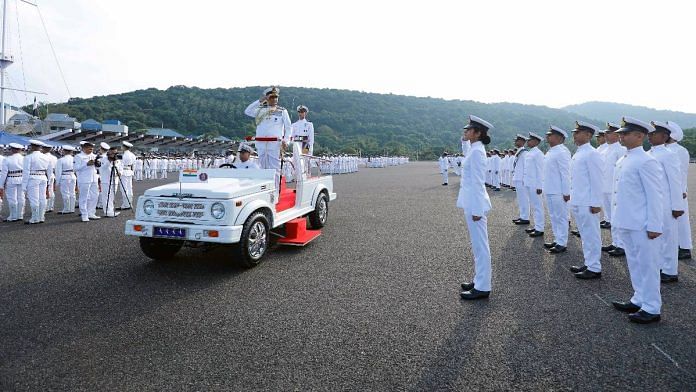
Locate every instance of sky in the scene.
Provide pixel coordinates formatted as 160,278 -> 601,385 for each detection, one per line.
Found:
2,0 -> 695,113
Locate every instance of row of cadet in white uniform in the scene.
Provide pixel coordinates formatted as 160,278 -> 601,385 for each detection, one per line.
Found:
451,114 -> 690,324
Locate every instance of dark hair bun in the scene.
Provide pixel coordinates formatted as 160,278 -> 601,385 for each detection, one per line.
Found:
482,135 -> 491,145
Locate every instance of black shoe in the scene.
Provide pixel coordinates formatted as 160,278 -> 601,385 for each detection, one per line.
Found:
571,230 -> 581,237
549,245 -> 567,254
569,265 -> 587,273
612,301 -> 641,313
525,227 -> 536,233
575,269 -> 601,279
460,288 -> 490,300
600,221 -> 611,229
514,219 -> 530,225
442,183 -> 448,186
543,242 -> 557,249
511,187 -> 516,191
608,247 -> 625,257
461,282 -> 474,291
601,244 -> 616,252
528,230 -> 544,238
660,272 -> 678,283
494,188 -> 501,191
628,310 -> 661,324
678,249 -> 692,260
600,220 -> 606,225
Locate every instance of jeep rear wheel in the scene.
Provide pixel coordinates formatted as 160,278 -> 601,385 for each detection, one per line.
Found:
234,211 -> 270,268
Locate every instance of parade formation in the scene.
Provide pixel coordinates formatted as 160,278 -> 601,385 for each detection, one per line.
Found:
442,114 -> 691,325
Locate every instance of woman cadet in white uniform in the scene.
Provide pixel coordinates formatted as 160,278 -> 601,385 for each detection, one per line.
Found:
457,115 -> 494,300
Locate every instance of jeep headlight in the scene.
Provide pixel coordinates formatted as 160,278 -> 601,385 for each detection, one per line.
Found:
211,202 -> 225,219
143,199 -> 154,215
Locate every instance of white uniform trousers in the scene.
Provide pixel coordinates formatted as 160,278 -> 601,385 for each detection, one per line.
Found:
659,212 -> 680,275
4,183 -> 24,220
160,168 -> 167,179
677,200 -> 692,250
513,180 -> 530,220
441,170 -> 448,184
546,194 -> 569,247
617,228 -> 661,314
59,176 -> 76,213
257,141 -> 281,171
492,172 -> 500,188
120,174 -> 134,209
47,178 -> 56,211
25,177 -> 48,223
527,186 -> 544,231
464,213 -> 492,292
78,181 -> 99,219
571,205 -> 602,272
602,193 -> 612,223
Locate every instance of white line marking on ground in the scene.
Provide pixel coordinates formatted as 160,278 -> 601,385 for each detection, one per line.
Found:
594,293 -> 611,307
651,343 -> 680,368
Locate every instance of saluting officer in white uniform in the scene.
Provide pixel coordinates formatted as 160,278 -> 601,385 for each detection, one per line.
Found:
568,121 -> 604,279
610,117 -> 664,324
22,140 -> 53,224
55,145 -> 77,214
291,105 -> 315,156
0,143 -> 25,222
457,115 -> 494,300
120,141 -> 136,210
74,141 -> 101,222
244,87 -> 291,171
665,123 -> 692,260
524,132 -> 545,237
648,121 -> 684,283
600,123 -> 628,256
542,126 -> 571,253
512,134 -> 530,225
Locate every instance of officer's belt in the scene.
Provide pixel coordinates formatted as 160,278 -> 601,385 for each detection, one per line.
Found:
7,170 -> 22,174
124,165 -> 134,169
62,170 -> 74,173
30,170 -> 47,175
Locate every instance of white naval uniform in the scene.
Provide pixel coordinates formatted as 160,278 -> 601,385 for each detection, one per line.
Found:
543,144 -> 571,247
21,150 -> 53,223
612,146 -> 664,314
512,147 -> 529,220
120,150 -> 136,209
490,155 -> 501,188
600,142 -> 626,224
236,158 -> 260,169
666,142 -> 692,251
74,152 -> 100,219
0,152 -> 25,221
438,157 -> 449,184
649,144 -> 684,276
45,152 -> 58,212
55,154 -> 77,213
570,143 -> 604,273
291,118 -> 315,156
244,100 -> 291,171
457,141 -> 493,292
524,146 -> 545,232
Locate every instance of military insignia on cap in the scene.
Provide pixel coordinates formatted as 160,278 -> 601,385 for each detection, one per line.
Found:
573,121 -> 600,134
617,116 -> 654,134
547,126 -> 568,138
606,122 -> 620,131
463,115 -> 494,131
264,86 -> 280,96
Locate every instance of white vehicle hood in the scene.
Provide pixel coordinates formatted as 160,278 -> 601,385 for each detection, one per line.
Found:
144,178 -> 274,199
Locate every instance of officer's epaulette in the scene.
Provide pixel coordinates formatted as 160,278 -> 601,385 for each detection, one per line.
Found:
276,106 -> 286,111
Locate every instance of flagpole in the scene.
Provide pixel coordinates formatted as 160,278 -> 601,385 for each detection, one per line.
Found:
1,0 -> 9,126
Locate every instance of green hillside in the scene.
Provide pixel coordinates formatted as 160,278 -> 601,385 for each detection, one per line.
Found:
37,86 -> 605,159
563,101 -> 696,129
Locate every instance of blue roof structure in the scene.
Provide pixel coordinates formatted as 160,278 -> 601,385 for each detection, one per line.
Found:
143,128 -> 186,138
82,119 -> 102,131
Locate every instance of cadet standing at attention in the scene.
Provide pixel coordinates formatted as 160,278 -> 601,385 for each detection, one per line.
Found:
542,126 -> 571,253
22,140 -> 53,224
568,121 -> 604,279
665,123 -> 692,260
524,132 -> 545,237
610,117 -> 664,324
600,123 -> 628,256
457,115 -> 494,300
438,152 -> 449,185
74,142 -> 101,222
291,105 -> 315,155
512,134 -> 530,224
55,145 -> 77,214
0,143 -> 25,222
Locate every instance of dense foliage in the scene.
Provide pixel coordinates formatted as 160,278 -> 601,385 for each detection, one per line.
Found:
35,86 -> 689,159
564,101 -> 696,129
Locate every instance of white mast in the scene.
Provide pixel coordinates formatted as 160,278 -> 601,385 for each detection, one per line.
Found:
0,0 -> 13,127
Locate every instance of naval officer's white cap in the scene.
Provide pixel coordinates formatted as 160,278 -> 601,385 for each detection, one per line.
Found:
528,132 -> 543,141
649,120 -> 671,134
597,129 -> 606,135
238,143 -> 255,154
100,142 -> 110,150
572,121 -> 600,135
547,126 -> 568,138
668,121 -> 684,141
28,139 -> 44,147
122,141 -> 133,148
462,115 -> 494,131
515,133 -> 529,141
606,122 -> 621,132
9,142 -> 23,149
296,105 -> 308,112
62,145 -> 77,151
263,86 -> 280,96
616,116 -> 654,134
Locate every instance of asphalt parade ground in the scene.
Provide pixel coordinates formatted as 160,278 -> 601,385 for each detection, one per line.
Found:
1,162 -> 695,391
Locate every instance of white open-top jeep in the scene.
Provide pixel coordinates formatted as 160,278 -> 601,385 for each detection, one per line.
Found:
125,143 -> 336,267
